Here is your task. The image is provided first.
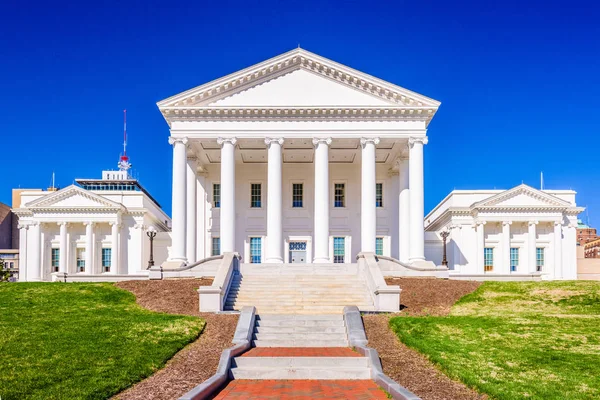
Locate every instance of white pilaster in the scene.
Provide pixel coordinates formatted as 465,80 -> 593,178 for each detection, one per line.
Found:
84,222 -> 94,274
476,221 -> 485,272
528,220 -> 538,273
502,221 -> 511,274
169,136 -> 188,262
397,157 -> 410,263
58,222 -> 67,273
110,222 -> 119,274
186,156 -> 197,263
265,137 -> 284,263
196,172 -> 207,259
313,137 -> 332,263
218,137 -> 237,253
28,222 -> 41,281
408,137 -> 427,262
554,221 -> 563,279
18,224 -> 28,281
361,137 -> 379,253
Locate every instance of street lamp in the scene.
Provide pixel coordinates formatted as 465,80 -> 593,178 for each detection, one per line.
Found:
440,229 -> 450,267
146,226 -> 157,269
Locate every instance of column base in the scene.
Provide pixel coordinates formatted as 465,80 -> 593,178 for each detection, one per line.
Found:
313,257 -> 331,264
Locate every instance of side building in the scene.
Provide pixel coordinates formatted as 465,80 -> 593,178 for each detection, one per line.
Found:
13,167 -> 171,282
424,184 -> 583,280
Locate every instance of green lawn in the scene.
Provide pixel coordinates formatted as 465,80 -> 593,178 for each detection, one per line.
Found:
0,283 -> 205,400
390,281 -> 600,400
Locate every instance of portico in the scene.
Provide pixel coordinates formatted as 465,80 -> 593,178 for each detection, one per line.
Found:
158,49 -> 441,267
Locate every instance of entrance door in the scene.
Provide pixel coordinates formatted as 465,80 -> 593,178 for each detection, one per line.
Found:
289,241 -> 307,263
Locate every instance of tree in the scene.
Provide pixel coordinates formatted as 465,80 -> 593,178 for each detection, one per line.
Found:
0,258 -> 10,282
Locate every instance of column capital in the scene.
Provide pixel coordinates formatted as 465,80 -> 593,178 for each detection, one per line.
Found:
168,136 -> 188,146
473,220 -> 486,227
554,221 -> 563,227
18,223 -> 29,230
528,220 -> 539,226
109,221 -> 121,227
360,137 -> 380,147
408,136 -> 429,147
83,221 -> 95,227
265,137 -> 284,147
449,224 -> 462,230
312,137 -> 332,146
57,222 -> 68,227
502,221 -> 512,226
217,137 -> 237,146
568,222 -> 578,229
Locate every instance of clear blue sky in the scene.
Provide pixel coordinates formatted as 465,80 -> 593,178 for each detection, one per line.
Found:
1,0 -> 598,224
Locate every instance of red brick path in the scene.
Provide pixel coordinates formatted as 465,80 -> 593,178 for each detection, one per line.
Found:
242,347 -> 361,357
212,379 -> 389,399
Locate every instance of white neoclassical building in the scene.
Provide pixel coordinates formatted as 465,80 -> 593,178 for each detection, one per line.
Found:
14,167 -> 171,281
157,48 -> 440,269
424,185 -> 583,280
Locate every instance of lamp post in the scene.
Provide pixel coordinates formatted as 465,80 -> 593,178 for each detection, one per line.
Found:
146,226 -> 157,269
440,229 -> 450,267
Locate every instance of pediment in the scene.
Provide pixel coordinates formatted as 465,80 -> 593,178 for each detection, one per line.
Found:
157,48 -> 440,111
26,185 -> 124,210
472,184 -> 570,209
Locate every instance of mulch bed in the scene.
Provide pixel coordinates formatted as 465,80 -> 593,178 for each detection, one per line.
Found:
364,278 -> 486,400
113,279 -> 239,400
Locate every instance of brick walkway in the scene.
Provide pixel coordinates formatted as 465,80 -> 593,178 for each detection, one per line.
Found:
212,379 -> 389,399
242,347 -> 361,357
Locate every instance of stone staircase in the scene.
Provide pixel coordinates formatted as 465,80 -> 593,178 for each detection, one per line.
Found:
229,314 -> 372,379
224,263 -> 374,314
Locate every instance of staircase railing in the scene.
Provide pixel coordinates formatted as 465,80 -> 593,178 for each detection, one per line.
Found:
198,252 -> 241,312
357,252 -> 401,312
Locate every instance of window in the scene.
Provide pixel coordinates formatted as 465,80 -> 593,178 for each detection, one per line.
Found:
76,248 -> 85,272
212,237 -> 220,256
292,183 -> 303,208
102,248 -> 111,273
376,237 -> 384,256
510,248 -> 519,272
334,183 -> 345,207
51,249 -> 60,272
484,247 -> 494,272
376,183 -> 383,207
536,248 -> 544,272
333,237 -> 345,263
250,184 -> 262,208
250,237 -> 261,263
213,183 -> 221,208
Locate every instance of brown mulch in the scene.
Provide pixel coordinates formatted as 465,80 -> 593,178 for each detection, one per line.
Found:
113,279 -> 239,400
364,278 -> 486,400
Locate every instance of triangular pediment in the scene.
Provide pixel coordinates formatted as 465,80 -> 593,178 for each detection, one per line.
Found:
26,185 -> 125,210
472,184 -> 571,209
208,69 -> 393,107
157,48 -> 441,110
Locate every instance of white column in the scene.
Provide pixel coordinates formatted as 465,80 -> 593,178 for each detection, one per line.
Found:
313,137 -> 332,263
196,172 -> 207,259
218,137 -> 237,253
476,221 -> 485,272
554,221 -> 563,279
408,137 -> 427,262
265,137 -> 284,263
361,137 -> 379,253
29,222 -> 41,281
397,157 -> 410,262
528,221 -> 538,273
186,157 -> 197,263
58,222 -> 67,273
85,222 -> 94,274
502,221 -> 511,274
169,136 -> 188,262
18,224 -> 28,281
110,222 -> 119,274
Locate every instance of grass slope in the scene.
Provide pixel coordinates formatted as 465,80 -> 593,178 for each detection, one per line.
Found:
0,283 -> 205,400
390,281 -> 600,400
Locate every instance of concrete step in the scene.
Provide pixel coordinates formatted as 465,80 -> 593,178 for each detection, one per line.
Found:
226,300 -> 372,306
255,319 -> 346,327
229,366 -> 370,380
252,339 -> 349,347
253,333 -> 348,341
232,356 -> 368,368
254,326 -> 347,334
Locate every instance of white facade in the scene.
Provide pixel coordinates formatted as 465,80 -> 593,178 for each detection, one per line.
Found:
157,48 -> 441,269
424,185 -> 583,280
14,170 -> 171,282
